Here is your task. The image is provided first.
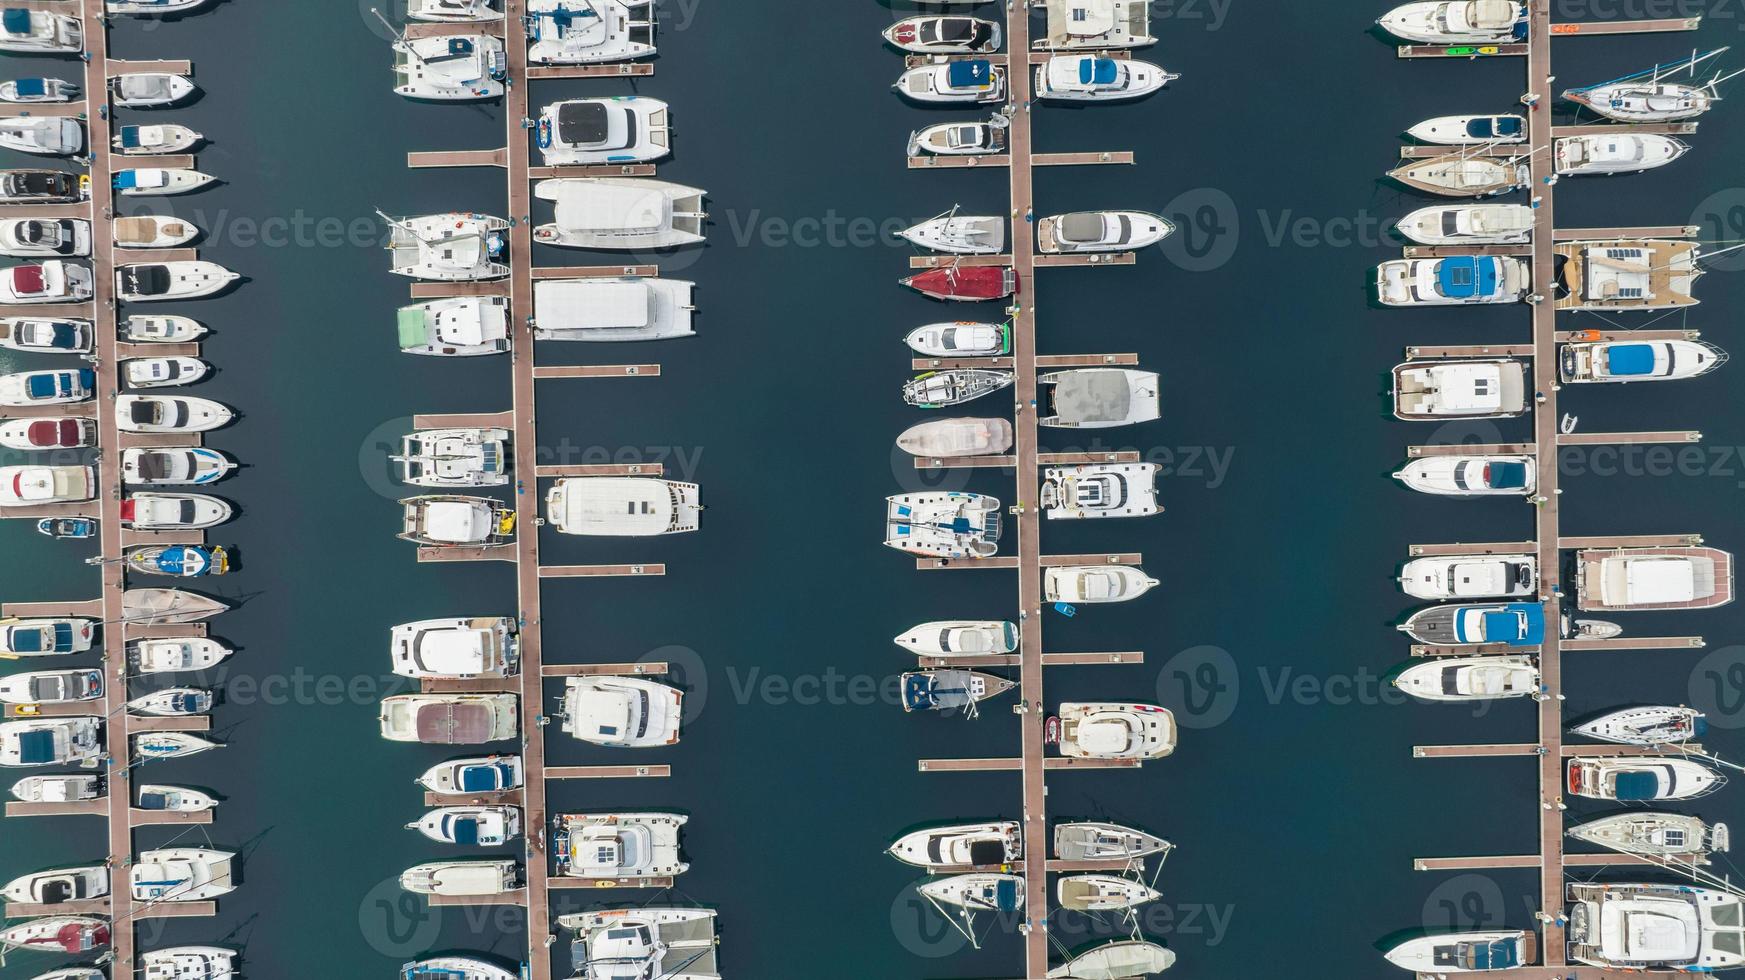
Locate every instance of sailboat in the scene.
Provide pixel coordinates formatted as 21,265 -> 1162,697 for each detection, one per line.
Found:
1565,47 -> 1745,122
918,873 -> 1024,949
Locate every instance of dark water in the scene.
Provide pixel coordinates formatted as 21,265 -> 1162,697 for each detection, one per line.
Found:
5,1 -> 1745,978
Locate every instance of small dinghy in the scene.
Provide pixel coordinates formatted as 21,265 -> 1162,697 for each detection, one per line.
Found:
899,214 -> 1006,254
1569,811 -> 1728,856
137,784 -> 217,812
418,755 -> 523,796
2,865 -> 106,904
905,320 -> 1010,357
1571,618 -> 1622,640
887,821 -> 1019,869
901,265 -> 1015,301
0,916 -> 108,955
1384,930 -> 1534,974
113,124 -> 201,155
0,668 -> 102,704
893,59 -> 1006,104
894,620 -> 1017,657
122,447 -> 235,486
900,668 -> 1014,714
121,588 -> 227,625
908,116 -> 1008,157
131,847 -> 234,902
1046,940 -> 1176,979
10,774 -> 99,803
115,215 -> 198,248
1035,55 -> 1176,101
0,417 -> 96,450
117,395 -> 232,433
1057,874 -> 1162,912
0,316 -> 91,352
1394,454 -> 1535,496
139,947 -> 237,980
1388,154 -> 1529,197
0,78 -> 76,103
129,636 -> 232,673
885,491 -> 1002,559
117,262 -> 238,301
124,314 -> 205,343
114,168 -> 216,197
897,417 -> 1013,457
1393,655 -> 1540,702
407,805 -> 523,846
0,117 -> 82,156
124,493 -> 231,531
123,356 -> 208,388
36,517 -> 95,539
1572,706 -> 1705,746
903,369 -> 1013,408
110,72 -> 195,108
1407,114 -> 1526,145
1568,756 -> 1724,801
133,731 -> 220,759
883,15 -> 1001,53
1395,203 -> 1534,245
0,217 -> 89,257
128,686 -> 214,716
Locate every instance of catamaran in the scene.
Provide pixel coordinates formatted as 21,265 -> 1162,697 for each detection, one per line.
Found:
399,296 -> 509,356
886,491 -> 1002,559
1392,359 -> 1528,420
1054,703 -> 1175,759
560,908 -> 720,980
1041,462 -> 1160,519
526,0 -> 656,66
381,212 -> 509,281
1567,882 -> 1745,970
394,427 -> 510,488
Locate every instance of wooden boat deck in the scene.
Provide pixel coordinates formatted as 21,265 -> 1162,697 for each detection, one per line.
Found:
1574,546 -> 1734,611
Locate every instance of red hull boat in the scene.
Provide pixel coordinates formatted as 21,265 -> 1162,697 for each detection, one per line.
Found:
901,266 -> 1015,302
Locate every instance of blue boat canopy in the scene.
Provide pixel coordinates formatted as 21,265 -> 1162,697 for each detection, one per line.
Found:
1486,461 -> 1528,489
1455,603 -> 1544,646
113,170 -> 140,190
994,877 -> 1021,911
8,628 -> 43,653
947,60 -> 990,88
15,729 -> 54,765
1081,58 -> 1118,85
118,126 -> 142,149
26,373 -> 57,399
2,10 -> 32,34
1466,939 -> 1521,970
1614,770 -> 1660,801
14,78 -> 45,97
458,763 -> 510,793
450,817 -> 480,846
1437,256 -> 1497,299
47,321 -> 78,349
1607,343 -> 1656,376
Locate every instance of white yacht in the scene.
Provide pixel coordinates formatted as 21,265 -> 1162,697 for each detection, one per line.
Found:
116,262 -> 238,301
136,785 -> 217,813
1555,134 -> 1688,176
395,427 -> 510,488
0,78 -> 76,103
383,212 -> 508,281
141,948 -> 237,980
1,618 -> 94,656
553,812 -> 688,879
899,213 -> 1005,254
537,97 -> 670,165
0,464 -> 93,505
1038,369 -> 1160,428
0,9 -> 81,53
908,116 -> 1008,157
130,636 -> 231,673
1560,339 -> 1725,383
110,73 -> 195,108
393,34 -> 506,100
418,755 -> 523,797
1389,154 -> 1528,197
1572,706 -> 1705,746
527,0 -> 656,65
125,314 -> 205,344
1407,114 -> 1526,145
0,367 -> 93,405
10,774 -> 98,803
904,320 -> 1009,357
115,215 -> 197,248
2,865 -> 106,904
1400,553 -> 1537,599
1392,359 -> 1528,420
1057,875 -> 1162,912
896,418 -> 1013,458
113,168 -> 216,196
1377,1 -> 1525,42
893,59 -> 1006,104
562,908 -> 720,980
401,958 -> 517,980
0,668 -> 101,704
1044,565 -> 1158,603
893,620 -> 1018,657
1399,601 -> 1544,647
122,356 -> 208,389
398,494 -> 515,548
1034,0 -> 1153,49
0,169 -> 83,204
1038,210 -> 1174,253
1568,812 -> 1728,857
400,859 -> 520,897
1377,255 -> 1529,306
390,617 -> 518,679
0,217 -> 88,257
1393,454 -> 1535,496
0,417 -> 95,451
1047,942 -> 1176,978
545,477 -> 701,535
131,848 -> 234,902
114,124 -> 201,155
108,0 -> 214,12
0,315 -> 91,352
1384,931 -> 1535,973
408,805 -> 523,846
887,821 -> 1020,869
0,261 -> 92,303
1041,462 -> 1160,519
1567,882 -> 1745,970
533,178 -> 706,250
560,676 -> 683,748
883,15 -> 1001,53
1055,702 -> 1175,759
1567,756 -> 1724,801
379,693 -> 518,744
1394,655 -> 1540,701
1576,547 -> 1734,612
1035,55 -> 1175,101
117,395 -> 232,433
1395,203 -> 1534,245
531,276 -> 695,341
885,491 -> 1001,559
399,296 -> 509,356
122,447 -> 235,486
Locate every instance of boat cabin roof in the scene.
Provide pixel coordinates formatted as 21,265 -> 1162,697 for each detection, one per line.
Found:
534,279 -> 650,330
554,183 -> 671,233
